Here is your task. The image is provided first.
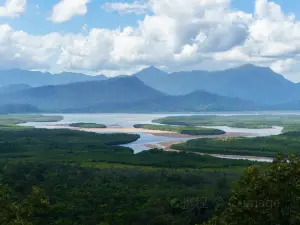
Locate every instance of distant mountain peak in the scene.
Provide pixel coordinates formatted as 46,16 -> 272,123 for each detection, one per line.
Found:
237,63 -> 272,71
140,66 -> 166,73
239,63 -> 257,68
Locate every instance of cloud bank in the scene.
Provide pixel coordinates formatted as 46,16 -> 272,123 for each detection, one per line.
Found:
1,0 -> 300,81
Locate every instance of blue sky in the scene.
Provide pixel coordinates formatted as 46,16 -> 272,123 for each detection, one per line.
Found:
0,0 -> 300,82
0,0 -> 146,34
232,0 -> 300,17
1,0 -> 298,35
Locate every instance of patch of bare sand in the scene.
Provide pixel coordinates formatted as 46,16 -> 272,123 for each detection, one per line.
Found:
45,125 -> 177,134
152,131 -> 253,138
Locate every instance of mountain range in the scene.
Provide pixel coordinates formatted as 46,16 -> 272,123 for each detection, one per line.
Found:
0,64 -> 300,113
0,84 -> 32,94
135,64 -> 300,104
0,76 -> 164,111
0,69 -> 107,87
70,90 -> 256,113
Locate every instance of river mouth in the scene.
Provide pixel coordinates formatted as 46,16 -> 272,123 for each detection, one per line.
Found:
18,113 -> 284,162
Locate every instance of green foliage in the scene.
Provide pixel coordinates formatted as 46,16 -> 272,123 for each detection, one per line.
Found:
0,162 -> 239,225
86,149 -> 255,169
69,123 -> 107,128
0,185 -> 51,225
134,124 -> 225,135
173,132 -> 300,158
0,128 -> 140,163
203,156 -> 300,225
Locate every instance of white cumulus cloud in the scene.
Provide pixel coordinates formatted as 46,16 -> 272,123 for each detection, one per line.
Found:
1,0 -> 300,81
50,0 -> 89,23
102,1 -> 149,14
0,0 -> 26,17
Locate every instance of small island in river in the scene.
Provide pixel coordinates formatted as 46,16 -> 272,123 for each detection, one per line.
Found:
133,124 -> 225,136
69,123 -> 107,129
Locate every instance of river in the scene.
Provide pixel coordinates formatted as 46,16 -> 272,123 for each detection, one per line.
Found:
20,113 -> 286,162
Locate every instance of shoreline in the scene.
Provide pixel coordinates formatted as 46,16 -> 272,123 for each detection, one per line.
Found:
45,124 -> 253,138
44,125 -> 178,134
145,141 -> 273,162
151,131 -> 253,138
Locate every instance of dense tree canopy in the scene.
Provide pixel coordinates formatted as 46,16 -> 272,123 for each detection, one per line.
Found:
0,162 -> 237,225
202,155 -> 300,225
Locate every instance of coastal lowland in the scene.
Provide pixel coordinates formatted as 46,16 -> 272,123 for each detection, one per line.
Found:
0,114 -> 256,224
1,113 -> 300,225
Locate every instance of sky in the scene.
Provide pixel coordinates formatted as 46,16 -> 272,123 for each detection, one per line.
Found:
1,0 -> 300,82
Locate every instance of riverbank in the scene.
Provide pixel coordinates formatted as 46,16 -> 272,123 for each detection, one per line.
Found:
19,113 -> 284,162
145,141 -> 274,162
44,124 -> 179,134
45,124 -> 253,137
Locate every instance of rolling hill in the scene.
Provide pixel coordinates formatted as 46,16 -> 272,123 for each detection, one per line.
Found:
0,84 -> 32,94
0,104 -> 39,114
0,76 -> 166,110
69,90 -> 256,113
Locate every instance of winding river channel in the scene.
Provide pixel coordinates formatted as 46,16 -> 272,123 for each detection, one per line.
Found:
20,113 -> 286,162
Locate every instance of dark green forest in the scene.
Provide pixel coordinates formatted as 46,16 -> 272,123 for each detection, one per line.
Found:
202,156 -> 300,225
0,162 -> 238,225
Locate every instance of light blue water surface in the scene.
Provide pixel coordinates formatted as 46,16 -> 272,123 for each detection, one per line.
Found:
20,112 -> 291,160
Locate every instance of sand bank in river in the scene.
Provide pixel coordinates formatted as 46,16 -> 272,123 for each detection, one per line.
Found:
45,124 -> 252,138
45,125 -> 176,134
151,131 -> 253,138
